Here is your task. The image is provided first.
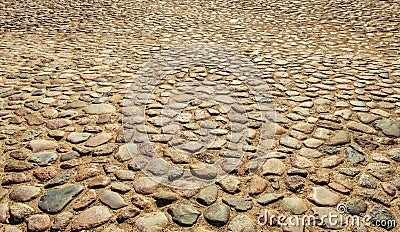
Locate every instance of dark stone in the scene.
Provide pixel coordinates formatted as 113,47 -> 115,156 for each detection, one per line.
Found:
38,185 -> 84,213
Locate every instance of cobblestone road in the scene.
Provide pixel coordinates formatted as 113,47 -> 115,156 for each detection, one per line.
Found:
0,0 -> 400,231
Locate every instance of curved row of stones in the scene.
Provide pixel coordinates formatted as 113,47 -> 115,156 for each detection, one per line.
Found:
0,0 -> 399,231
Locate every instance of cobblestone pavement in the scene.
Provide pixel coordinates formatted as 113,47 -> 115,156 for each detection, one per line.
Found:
0,0 -> 400,231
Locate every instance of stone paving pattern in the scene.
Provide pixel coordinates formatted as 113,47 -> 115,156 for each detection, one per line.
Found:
0,0 -> 400,231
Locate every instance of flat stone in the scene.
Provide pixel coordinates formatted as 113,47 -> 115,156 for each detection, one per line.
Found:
28,152 -> 58,166
374,119 -> 400,137
262,158 -> 286,176
26,214 -> 51,232
190,164 -> 218,180
46,119 -> 72,130
358,174 -> 377,189
9,185 -> 41,202
366,163 -> 394,182
257,193 -> 284,205
117,207 -> 140,223
133,177 -> 159,195
197,185 -> 218,205
290,155 -> 314,168
387,148 -> 400,162
168,204 -> 200,226
83,104 -> 116,114
28,139 -> 57,153
135,212 -> 168,232
218,175 -> 240,193
152,191 -> 179,207
180,141 -> 203,153
0,202 -> 8,223
222,198 -> 253,211
345,146 -> 365,164
204,204 -> 230,226
71,206 -> 113,230
248,175 -> 268,195
326,130 -> 351,146
344,199 -> 367,215
312,207 -> 344,229
279,136 -> 301,149
115,170 -> 136,181
51,211 -> 73,231
38,184 -> 84,213
347,121 -> 377,134
282,197 -> 307,215
67,132 -> 92,143
99,190 -> 128,209
85,132 -> 113,147
307,187 -> 340,206
9,203 -> 34,222
357,113 -> 381,124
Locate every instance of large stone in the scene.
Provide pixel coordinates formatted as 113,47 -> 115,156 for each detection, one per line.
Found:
38,185 -> 84,213
197,185 -> 218,205
26,214 -> 51,232
71,206 -> 113,230
85,132 -> 113,147
168,204 -> 200,226
307,187 -> 340,206
262,158 -> 286,176
374,119 -> 400,137
67,132 -> 92,143
204,204 -> 230,226
9,185 -> 41,202
388,148 -> 400,162
28,140 -> 57,152
99,190 -> 128,209
135,212 -> 168,232
366,163 -> 395,182
222,198 -> 253,211
83,104 -> 116,114
326,130 -> 351,146
282,197 -> 307,215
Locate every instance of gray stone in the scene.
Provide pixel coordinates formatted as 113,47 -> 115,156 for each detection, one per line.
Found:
99,190 -> 128,209
387,148 -> 400,162
222,198 -> 253,211
345,146 -> 365,164
282,197 -> 307,215
135,212 -> 168,232
358,174 -> 377,189
204,204 -> 230,226
374,119 -> 400,137
38,185 -> 84,213
28,152 -> 58,166
257,193 -> 284,205
168,204 -> 200,226
197,185 -> 218,205
344,199 -> 367,215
